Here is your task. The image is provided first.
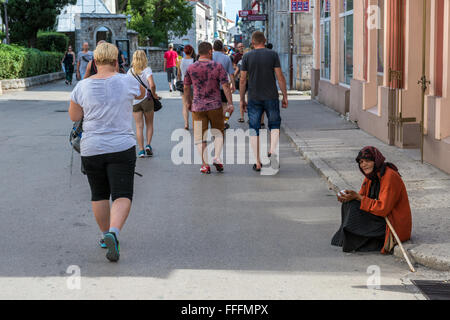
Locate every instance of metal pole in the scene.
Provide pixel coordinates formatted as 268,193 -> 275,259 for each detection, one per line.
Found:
289,12 -> 294,90
4,0 -> 9,44
419,0 -> 429,164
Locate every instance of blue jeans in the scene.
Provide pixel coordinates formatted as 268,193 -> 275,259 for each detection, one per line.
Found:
247,99 -> 281,136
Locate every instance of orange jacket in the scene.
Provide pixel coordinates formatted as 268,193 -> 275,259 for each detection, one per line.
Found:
359,167 -> 412,254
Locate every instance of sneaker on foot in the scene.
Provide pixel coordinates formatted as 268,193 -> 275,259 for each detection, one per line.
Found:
138,150 -> 145,158
99,238 -> 107,249
268,153 -> 280,169
200,165 -> 211,174
103,232 -> 120,262
145,145 -> 153,157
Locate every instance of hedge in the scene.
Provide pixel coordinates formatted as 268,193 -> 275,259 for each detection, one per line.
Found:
0,44 -> 64,80
36,31 -> 69,53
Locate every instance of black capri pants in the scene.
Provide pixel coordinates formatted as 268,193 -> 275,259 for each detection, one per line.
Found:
81,146 -> 136,202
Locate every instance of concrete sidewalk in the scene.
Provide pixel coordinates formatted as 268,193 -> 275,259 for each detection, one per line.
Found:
280,97 -> 450,271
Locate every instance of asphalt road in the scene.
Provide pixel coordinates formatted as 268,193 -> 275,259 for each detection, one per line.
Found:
0,73 -> 425,299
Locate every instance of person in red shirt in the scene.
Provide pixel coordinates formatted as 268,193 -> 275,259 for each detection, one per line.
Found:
164,43 -> 178,92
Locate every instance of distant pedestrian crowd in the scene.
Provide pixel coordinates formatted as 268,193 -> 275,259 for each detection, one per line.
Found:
67,31 -> 288,262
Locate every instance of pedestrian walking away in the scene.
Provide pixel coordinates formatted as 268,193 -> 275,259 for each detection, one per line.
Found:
212,40 -> 236,130
331,146 -> 412,254
164,43 -> 178,92
69,42 -> 146,262
177,45 -> 195,130
128,50 -> 160,158
76,42 -> 93,81
84,40 -> 128,78
183,42 -> 234,174
62,45 -> 76,85
239,31 -> 288,172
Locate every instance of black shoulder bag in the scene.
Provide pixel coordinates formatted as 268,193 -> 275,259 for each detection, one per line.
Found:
131,70 -> 162,112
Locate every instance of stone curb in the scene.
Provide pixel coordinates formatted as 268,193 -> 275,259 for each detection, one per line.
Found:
281,122 -> 450,272
0,72 -> 65,94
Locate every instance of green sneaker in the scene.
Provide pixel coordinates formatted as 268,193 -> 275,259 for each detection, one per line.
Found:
103,232 -> 120,262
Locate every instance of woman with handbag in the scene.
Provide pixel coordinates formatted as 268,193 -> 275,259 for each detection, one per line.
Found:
127,50 -> 160,158
62,45 -> 76,85
177,45 -> 195,130
69,42 -> 145,262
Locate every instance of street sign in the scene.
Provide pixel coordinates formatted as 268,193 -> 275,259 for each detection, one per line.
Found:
239,10 -> 258,17
290,0 -> 310,13
246,14 -> 267,21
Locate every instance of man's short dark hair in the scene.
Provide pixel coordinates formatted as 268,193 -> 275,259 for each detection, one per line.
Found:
198,42 -> 213,56
252,31 -> 266,45
213,40 -> 224,51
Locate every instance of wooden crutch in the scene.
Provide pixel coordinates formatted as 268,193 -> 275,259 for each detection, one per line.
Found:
385,217 -> 416,272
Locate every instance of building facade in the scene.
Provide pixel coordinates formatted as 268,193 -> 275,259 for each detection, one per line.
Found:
57,0 -> 137,63
170,1 -> 213,51
311,0 -> 450,174
241,0 -> 313,90
170,0 -> 232,51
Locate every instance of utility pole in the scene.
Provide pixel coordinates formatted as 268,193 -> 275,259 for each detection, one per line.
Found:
289,11 -> 294,90
3,0 -> 9,44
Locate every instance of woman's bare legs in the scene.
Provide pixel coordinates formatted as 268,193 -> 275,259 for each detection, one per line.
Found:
109,198 -> 132,231
133,111 -> 144,151
144,110 -> 154,146
92,200 -> 110,233
92,199 -> 131,233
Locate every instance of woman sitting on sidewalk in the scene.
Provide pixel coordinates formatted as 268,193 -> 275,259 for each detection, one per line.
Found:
331,146 -> 412,253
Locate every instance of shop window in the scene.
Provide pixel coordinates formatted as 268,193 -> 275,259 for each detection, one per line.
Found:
435,0 -> 444,97
320,0 -> 331,80
339,0 -> 353,85
377,0 -> 385,74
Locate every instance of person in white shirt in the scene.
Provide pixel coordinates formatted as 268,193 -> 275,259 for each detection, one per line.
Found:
69,42 -> 145,262
127,50 -> 160,158
177,45 -> 195,130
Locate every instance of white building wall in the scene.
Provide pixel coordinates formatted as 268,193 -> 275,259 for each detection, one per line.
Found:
57,0 -> 110,32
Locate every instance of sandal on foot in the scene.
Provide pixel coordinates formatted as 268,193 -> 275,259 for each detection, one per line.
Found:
213,159 -> 224,172
252,164 -> 261,172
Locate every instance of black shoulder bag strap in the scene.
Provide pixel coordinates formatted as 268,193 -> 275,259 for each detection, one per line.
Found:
131,69 -> 154,99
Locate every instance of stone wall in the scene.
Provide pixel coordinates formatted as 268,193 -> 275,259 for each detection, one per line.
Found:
139,47 -> 166,73
75,13 -> 128,53
0,72 -> 65,94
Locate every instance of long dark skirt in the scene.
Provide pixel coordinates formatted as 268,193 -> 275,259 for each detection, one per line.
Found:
331,200 -> 386,252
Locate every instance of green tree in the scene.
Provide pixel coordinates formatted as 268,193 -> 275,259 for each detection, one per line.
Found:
128,0 -> 194,46
0,0 -> 76,47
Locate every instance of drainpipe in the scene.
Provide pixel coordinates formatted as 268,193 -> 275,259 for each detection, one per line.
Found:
418,0 -> 430,163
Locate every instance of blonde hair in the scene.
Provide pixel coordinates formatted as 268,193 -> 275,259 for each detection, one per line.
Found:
131,50 -> 148,75
94,42 -> 118,66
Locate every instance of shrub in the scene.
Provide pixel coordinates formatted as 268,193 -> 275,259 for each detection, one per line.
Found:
0,44 -> 64,80
36,31 -> 69,53
0,31 -> 5,42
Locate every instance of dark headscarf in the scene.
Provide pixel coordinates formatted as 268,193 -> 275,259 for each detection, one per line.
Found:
356,146 -> 399,181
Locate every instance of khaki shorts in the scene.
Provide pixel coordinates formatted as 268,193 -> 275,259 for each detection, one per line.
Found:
133,98 -> 154,113
192,107 -> 225,144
